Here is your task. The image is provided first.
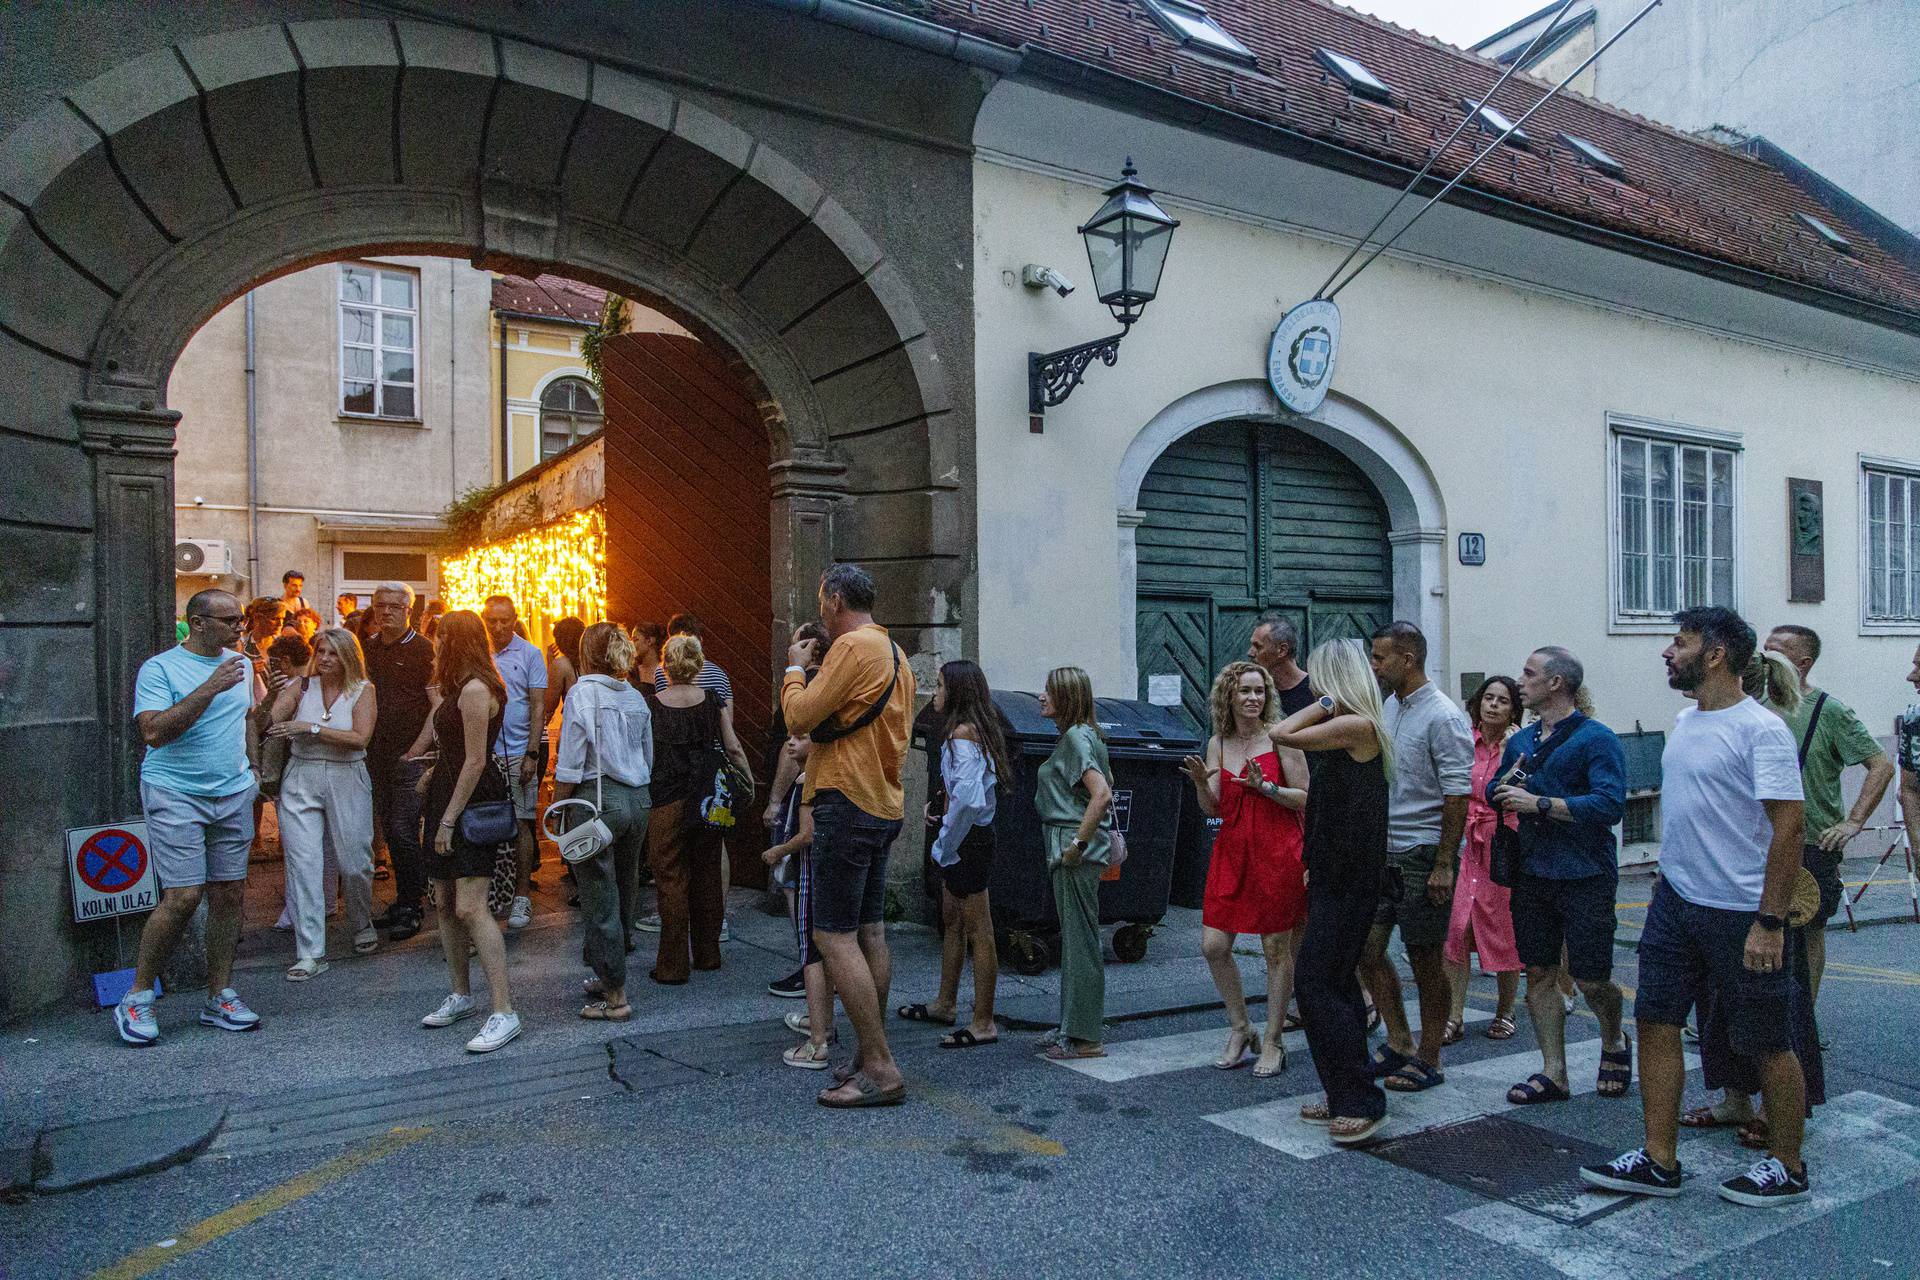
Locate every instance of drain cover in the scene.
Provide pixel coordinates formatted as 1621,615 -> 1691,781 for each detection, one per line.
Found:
1367,1113 -> 1632,1225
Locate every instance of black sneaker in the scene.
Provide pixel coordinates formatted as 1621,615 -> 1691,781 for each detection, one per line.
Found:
767,969 -> 806,998
1580,1148 -> 1683,1197
1719,1156 -> 1809,1207
386,908 -> 422,941
375,903 -> 418,928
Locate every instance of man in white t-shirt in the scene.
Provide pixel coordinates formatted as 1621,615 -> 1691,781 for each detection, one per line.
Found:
1583,607 -> 1810,1208
484,595 -> 548,929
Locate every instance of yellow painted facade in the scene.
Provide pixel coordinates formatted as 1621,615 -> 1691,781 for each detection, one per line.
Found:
488,313 -> 595,483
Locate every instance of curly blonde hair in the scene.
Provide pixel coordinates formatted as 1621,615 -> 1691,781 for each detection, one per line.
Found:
662,633 -> 704,685
1209,661 -> 1278,739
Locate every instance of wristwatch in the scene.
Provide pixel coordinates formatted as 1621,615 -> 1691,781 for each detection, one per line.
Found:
1755,913 -> 1786,931
1317,694 -> 1336,714
1069,837 -> 1087,853
1535,796 -> 1551,815
308,723 -> 321,735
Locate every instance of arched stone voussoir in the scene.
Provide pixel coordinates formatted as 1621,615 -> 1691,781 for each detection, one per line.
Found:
0,215 -> 116,365
683,145 -> 820,290
394,21 -> 496,192
558,66 -> 675,222
176,26 -> 312,208
485,39 -> 593,191
288,19 -> 405,188
811,330 -> 953,438
621,98 -> 756,252
785,260 -> 930,382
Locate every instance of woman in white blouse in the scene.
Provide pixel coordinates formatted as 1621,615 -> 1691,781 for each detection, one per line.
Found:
904,660 -> 1013,1048
265,627 -> 380,979
551,622 -> 655,1021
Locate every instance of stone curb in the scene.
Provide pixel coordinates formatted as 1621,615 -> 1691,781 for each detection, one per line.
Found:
15,1102 -> 227,1196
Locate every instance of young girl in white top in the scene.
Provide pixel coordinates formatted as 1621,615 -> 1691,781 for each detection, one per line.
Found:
899,660 -> 1013,1048
265,627 -> 380,979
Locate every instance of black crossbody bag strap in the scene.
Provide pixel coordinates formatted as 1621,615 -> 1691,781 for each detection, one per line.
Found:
808,642 -> 899,745
1797,692 -> 1827,771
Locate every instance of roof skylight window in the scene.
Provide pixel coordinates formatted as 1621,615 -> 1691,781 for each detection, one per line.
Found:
1467,100 -> 1529,146
1559,132 -> 1626,179
1795,211 -> 1853,252
1139,1 -> 1256,66
1316,48 -> 1395,104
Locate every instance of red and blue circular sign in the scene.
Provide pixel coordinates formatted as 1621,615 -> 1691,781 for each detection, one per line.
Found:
76,828 -> 147,894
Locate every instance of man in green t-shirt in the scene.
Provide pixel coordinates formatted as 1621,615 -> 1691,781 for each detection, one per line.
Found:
1765,626 -> 1896,1003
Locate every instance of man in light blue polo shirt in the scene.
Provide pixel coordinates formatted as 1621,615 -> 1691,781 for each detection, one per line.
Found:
484,595 -> 548,929
116,588 -> 264,1046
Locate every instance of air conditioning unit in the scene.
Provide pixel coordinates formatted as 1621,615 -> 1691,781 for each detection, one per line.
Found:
174,539 -> 233,577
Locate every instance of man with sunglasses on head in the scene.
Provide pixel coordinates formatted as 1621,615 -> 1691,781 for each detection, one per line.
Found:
116,589 -> 266,1046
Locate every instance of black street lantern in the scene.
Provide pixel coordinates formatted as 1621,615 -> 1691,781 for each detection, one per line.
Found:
1028,159 -> 1180,424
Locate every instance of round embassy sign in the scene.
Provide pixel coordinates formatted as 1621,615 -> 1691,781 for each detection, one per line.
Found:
1266,298 -> 1340,415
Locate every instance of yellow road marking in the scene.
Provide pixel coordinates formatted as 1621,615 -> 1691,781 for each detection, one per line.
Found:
1827,961 -> 1920,980
89,1127 -> 430,1280
915,1084 -> 1065,1157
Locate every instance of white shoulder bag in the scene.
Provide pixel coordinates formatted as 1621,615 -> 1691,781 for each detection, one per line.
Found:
542,698 -> 613,864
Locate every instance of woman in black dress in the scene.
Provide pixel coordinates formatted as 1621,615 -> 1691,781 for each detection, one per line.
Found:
1269,637 -> 1394,1145
414,610 -> 521,1054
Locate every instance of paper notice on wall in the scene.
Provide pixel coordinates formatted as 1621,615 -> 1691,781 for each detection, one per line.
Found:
1146,673 -> 1182,707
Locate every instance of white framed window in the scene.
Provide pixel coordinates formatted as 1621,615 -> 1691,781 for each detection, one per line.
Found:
338,264 -> 419,419
333,546 -> 436,616
539,376 -> 603,460
1861,456 -> 1920,632
1608,415 -> 1741,632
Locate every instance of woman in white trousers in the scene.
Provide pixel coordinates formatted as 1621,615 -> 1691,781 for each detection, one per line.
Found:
267,627 -> 380,979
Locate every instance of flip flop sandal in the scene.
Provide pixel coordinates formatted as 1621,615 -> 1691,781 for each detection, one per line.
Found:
896,1003 -> 956,1026
1680,1104 -> 1736,1129
784,1041 -> 833,1070
579,1000 -> 632,1021
285,959 -> 329,982
1485,1016 -> 1518,1041
1367,1045 -> 1413,1079
1040,1041 -> 1107,1061
1441,1019 -> 1464,1046
940,1027 -> 1000,1049
1507,1072 -> 1571,1105
354,929 -> 380,955
583,976 -> 606,997
1597,1038 -> 1633,1098
817,1073 -> 906,1108
1298,1100 -> 1332,1125
1736,1121 -> 1772,1151
1383,1061 -> 1446,1092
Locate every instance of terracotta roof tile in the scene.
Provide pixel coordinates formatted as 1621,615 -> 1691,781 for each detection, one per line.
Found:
490,272 -> 608,326
906,0 -> 1920,321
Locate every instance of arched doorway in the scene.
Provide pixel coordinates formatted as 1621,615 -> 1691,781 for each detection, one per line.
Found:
0,14 -> 966,1012
1134,420 -> 1394,727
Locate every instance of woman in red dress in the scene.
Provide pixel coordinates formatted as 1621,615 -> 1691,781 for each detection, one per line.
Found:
1181,661 -> 1308,1078
1442,675 -> 1524,1043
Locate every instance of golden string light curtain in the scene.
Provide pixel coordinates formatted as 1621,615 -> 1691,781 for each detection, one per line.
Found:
441,506 -> 606,643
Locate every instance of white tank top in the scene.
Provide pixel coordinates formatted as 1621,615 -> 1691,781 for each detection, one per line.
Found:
290,679 -> 367,763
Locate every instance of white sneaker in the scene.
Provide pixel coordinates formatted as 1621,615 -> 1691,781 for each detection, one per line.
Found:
115,991 -> 159,1046
636,913 -> 662,933
465,1011 -> 522,1053
421,992 -> 478,1028
507,896 -> 532,929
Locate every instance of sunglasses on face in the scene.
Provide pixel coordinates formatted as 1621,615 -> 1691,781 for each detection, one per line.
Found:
193,613 -> 244,626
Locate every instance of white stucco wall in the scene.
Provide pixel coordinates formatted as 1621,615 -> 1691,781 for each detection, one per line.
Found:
972,158 -> 1920,742
168,256 -> 495,612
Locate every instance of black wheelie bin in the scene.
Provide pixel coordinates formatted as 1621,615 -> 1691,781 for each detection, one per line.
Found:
915,691 -> 1198,973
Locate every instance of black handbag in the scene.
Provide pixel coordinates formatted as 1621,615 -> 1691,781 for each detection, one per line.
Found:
458,756 -> 518,846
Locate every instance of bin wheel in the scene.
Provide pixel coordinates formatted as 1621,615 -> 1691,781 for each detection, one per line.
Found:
1113,924 -> 1152,963
1006,931 -> 1049,976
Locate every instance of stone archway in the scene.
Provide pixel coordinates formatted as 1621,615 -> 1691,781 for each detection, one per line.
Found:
0,14 -> 964,1012
1114,379 -> 1448,686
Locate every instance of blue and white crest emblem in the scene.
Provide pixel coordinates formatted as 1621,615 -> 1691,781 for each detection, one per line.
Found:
1267,299 -> 1340,414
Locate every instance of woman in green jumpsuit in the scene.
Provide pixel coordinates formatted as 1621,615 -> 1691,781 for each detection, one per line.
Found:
1035,666 -> 1115,1060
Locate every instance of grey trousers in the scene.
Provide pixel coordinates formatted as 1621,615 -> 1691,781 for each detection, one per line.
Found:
574,779 -> 651,991
279,757 -> 375,961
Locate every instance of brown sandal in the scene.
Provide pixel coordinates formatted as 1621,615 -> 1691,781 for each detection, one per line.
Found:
1485,1015 -> 1517,1041
1441,1019 -> 1464,1046
580,1000 -> 632,1021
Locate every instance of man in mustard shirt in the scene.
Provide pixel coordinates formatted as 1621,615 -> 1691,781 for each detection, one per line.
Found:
781,564 -> 916,1107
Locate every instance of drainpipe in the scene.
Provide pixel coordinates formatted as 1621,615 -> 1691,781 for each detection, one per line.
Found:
245,289 -> 260,593
498,313 -> 510,484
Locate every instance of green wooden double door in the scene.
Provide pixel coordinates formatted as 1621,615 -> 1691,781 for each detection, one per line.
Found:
1136,420 -> 1393,730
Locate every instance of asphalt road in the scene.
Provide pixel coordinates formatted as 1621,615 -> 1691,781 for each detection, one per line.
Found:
6,922 -> 1918,1280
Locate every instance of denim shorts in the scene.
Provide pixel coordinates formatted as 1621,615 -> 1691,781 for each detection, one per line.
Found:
809,789 -> 902,933
1636,878 -> 1794,1056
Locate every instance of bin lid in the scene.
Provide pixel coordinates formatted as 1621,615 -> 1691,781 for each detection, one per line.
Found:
987,691 -> 1200,756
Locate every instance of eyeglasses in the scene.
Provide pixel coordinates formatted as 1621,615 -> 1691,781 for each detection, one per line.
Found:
191,613 -> 244,626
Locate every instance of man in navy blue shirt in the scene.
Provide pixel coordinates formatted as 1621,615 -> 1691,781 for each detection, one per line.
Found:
1490,646 -> 1629,1107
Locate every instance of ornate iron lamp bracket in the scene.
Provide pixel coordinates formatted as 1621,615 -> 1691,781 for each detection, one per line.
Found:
1027,328 -> 1128,417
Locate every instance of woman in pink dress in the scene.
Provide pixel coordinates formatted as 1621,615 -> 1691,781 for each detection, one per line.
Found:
1442,675 -> 1524,1043
1181,661 -> 1308,1078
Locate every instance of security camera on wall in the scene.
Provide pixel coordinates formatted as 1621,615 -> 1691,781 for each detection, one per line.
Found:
1022,264 -> 1075,298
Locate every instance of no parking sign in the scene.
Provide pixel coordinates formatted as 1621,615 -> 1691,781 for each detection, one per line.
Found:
66,822 -> 159,922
